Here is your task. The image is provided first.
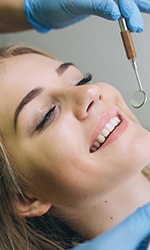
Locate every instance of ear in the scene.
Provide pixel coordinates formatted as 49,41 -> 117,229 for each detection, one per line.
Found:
16,195 -> 51,218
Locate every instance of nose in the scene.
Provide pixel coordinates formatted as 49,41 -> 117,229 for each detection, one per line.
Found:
61,84 -> 101,120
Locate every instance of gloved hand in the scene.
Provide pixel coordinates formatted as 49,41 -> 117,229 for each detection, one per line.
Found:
24,0 -> 150,33
71,203 -> 150,250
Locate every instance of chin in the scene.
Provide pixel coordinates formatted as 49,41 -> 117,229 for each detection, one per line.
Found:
119,123 -> 150,175
133,130 -> 150,172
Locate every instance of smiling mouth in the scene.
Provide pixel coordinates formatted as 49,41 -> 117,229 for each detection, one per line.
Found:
90,115 -> 122,153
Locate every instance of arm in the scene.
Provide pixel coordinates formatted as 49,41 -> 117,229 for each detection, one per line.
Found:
24,0 -> 150,33
0,0 -> 30,32
1,0 -> 150,33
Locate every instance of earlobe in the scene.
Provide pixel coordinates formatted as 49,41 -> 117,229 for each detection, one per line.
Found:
16,196 -> 51,218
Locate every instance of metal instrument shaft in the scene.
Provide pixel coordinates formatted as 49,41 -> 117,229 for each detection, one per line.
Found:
118,16 -> 147,108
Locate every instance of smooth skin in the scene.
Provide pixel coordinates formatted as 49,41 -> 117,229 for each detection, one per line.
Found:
0,53 -> 150,239
73,202 -> 150,250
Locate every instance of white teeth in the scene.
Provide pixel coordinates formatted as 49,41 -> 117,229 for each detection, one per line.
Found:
105,122 -> 114,132
114,116 -> 121,123
97,134 -> 105,144
90,115 -> 121,152
101,128 -> 109,137
93,141 -> 100,148
110,118 -> 118,126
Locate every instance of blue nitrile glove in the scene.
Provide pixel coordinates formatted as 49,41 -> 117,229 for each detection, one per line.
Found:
24,0 -> 150,33
119,0 -> 150,32
71,203 -> 150,250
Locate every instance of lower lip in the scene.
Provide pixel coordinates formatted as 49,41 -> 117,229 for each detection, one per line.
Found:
98,117 -> 129,151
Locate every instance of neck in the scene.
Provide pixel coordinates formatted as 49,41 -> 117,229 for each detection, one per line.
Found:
56,172 -> 150,239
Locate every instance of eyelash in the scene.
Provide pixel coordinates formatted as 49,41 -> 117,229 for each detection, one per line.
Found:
36,105 -> 56,131
76,73 -> 93,86
35,73 -> 93,131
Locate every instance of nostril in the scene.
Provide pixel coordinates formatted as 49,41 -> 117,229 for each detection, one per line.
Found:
87,101 -> 94,112
86,94 -> 101,112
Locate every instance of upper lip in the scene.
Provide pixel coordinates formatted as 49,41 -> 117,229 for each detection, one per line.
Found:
90,108 -> 119,147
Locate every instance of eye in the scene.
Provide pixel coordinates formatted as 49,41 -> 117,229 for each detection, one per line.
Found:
76,73 -> 93,86
36,105 -> 56,131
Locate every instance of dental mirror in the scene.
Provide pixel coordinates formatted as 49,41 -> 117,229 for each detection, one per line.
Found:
116,4 -> 148,109
131,90 -> 147,108
130,59 -> 147,108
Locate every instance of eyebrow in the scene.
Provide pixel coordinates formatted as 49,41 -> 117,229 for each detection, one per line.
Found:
14,87 -> 43,130
14,62 -> 75,130
56,62 -> 75,75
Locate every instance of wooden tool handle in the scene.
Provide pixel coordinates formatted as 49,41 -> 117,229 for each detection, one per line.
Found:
120,30 -> 137,59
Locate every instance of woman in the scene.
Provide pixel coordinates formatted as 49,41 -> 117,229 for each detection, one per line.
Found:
0,45 -> 150,250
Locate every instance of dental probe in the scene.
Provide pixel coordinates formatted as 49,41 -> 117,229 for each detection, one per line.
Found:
118,16 -> 147,108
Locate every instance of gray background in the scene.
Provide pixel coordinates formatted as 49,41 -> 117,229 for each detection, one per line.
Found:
0,13 -> 150,129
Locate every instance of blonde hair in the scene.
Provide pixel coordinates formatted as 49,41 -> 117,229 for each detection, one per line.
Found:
0,44 -> 149,250
0,45 -> 83,250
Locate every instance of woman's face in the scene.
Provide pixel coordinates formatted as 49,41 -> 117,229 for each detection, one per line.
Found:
0,53 -> 150,208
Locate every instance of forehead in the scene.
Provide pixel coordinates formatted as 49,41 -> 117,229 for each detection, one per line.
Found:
0,53 -> 62,97
0,54 -> 61,134
4,53 -> 61,75
0,53 -> 62,96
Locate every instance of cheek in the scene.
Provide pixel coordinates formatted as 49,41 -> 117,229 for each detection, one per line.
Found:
102,85 -> 127,110
19,128 -> 88,201
100,83 -> 139,123
25,131 -> 114,202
